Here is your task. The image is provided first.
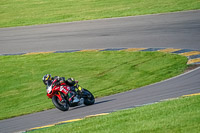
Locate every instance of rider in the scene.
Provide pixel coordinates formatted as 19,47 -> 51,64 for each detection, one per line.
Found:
42,74 -> 80,103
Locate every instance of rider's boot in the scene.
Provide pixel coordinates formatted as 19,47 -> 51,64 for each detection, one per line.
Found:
79,98 -> 84,105
73,95 -> 80,103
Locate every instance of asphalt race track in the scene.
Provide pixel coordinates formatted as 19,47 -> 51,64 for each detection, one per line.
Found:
0,10 -> 200,55
0,10 -> 200,133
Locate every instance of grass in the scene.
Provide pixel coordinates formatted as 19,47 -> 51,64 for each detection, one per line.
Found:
0,0 -> 199,28
0,51 -> 188,120
31,95 -> 200,133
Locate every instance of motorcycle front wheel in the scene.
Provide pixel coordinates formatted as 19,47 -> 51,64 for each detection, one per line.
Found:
52,95 -> 69,111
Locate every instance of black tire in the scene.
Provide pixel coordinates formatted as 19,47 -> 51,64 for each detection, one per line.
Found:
52,95 -> 69,111
83,89 -> 95,106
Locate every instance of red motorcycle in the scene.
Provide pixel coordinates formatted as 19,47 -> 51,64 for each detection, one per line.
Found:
46,79 -> 95,111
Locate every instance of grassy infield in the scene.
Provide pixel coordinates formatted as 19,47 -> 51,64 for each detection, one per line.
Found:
0,0 -> 199,28
0,51 -> 187,120
1,0 -> 200,132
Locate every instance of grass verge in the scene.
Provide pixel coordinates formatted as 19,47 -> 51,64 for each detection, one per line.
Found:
31,95 -> 200,133
0,51 -> 187,120
0,0 -> 200,28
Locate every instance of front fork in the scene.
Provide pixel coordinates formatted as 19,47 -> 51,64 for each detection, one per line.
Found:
55,92 -> 67,103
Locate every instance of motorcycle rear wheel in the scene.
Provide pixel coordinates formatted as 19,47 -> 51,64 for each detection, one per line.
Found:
52,95 -> 69,111
83,89 -> 95,106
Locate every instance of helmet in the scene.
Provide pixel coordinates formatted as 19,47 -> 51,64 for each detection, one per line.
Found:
42,74 -> 52,85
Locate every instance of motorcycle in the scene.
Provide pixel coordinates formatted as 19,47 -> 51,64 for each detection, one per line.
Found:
46,79 -> 95,111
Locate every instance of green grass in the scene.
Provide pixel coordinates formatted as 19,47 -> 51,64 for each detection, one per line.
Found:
0,51 -> 188,120
31,95 -> 200,133
0,0 -> 199,28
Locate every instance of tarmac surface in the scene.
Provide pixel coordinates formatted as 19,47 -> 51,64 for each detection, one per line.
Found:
0,10 -> 200,55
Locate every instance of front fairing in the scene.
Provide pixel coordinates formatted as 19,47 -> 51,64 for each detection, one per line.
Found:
46,80 -> 70,99
46,80 -> 53,93
46,80 -> 54,98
